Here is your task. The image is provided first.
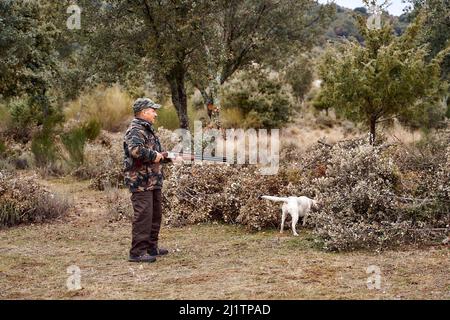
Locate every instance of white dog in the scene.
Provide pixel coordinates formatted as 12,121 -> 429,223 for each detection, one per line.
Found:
260,196 -> 318,236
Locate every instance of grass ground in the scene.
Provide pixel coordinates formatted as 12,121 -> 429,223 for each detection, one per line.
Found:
0,176 -> 448,299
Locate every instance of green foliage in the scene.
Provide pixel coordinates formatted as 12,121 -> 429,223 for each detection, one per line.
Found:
60,120 -> 101,168
82,119 -> 101,142
0,201 -> 21,227
406,0 -> 450,80
153,103 -> 205,131
0,139 -> 5,157
222,68 -> 293,129
314,11 -> 449,143
0,0 -> 60,109
0,104 -> 11,130
61,127 -> 87,167
31,125 -> 58,167
189,0 -> 332,115
284,56 -> 314,102
154,105 -> 181,131
7,96 -> 64,143
8,98 -> 35,130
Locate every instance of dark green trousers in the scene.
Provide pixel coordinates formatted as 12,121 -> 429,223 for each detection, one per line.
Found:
129,189 -> 162,257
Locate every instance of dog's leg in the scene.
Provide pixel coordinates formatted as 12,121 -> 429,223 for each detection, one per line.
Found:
303,213 -> 308,226
291,212 -> 299,236
280,207 -> 287,233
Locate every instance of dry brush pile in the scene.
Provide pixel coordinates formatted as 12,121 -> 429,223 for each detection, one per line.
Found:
0,171 -> 71,227
162,128 -> 449,251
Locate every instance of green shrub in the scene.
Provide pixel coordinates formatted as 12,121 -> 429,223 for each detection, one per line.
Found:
7,98 -> 34,141
220,107 -> 245,128
0,140 -> 5,157
284,55 -> 314,102
31,127 -> 58,167
82,119 -> 101,141
154,105 -> 180,130
222,68 -> 293,129
61,127 -> 87,167
9,98 -> 34,129
0,104 -> 11,131
154,103 -> 206,131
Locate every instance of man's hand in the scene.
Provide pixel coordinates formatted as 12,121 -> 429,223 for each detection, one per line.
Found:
154,152 -> 164,163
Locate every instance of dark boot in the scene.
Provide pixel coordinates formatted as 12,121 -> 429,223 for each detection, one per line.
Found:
128,253 -> 156,263
148,247 -> 169,256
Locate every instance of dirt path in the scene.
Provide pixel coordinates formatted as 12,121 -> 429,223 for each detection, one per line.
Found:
0,177 -> 448,299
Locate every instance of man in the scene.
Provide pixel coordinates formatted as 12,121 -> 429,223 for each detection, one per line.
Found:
123,97 -> 170,263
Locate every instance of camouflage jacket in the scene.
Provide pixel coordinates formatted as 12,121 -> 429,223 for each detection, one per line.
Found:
123,118 -> 166,193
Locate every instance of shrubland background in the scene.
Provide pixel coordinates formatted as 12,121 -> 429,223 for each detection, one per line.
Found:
0,0 -> 449,254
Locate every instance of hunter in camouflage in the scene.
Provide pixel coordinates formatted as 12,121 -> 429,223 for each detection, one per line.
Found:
124,97 -> 170,263
123,117 -> 164,192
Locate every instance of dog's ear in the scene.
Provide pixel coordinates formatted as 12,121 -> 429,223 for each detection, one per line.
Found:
257,195 -> 262,200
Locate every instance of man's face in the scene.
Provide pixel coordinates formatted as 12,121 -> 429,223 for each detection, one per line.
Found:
139,108 -> 158,123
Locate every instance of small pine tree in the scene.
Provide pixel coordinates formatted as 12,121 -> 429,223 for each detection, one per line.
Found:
314,6 -> 450,144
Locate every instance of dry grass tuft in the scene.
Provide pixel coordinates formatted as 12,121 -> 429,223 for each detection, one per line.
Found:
64,85 -> 133,132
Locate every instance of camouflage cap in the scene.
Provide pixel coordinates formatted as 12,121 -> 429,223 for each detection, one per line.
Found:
132,98 -> 161,114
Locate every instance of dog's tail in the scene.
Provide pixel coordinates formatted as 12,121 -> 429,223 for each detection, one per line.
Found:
260,195 -> 290,202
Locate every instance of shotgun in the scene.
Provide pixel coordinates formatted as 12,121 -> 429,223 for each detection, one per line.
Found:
162,151 -> 229,163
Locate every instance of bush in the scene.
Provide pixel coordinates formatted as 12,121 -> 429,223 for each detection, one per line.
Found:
163,161 -> 307,230
0,139 -> 5,157
82,119 -> 102,141
0,173 -> 71,228
163,126 -> 449,251
222,68 -> 293,129
7,98 -> 34,141
220,107 -> 245,129
0,104 -> 11,131
9,98 -> 34,130
61,127 -> 87,167
7,97 -> 64,143
154,105 -> 180,130
284,55 -> 314,102
64,85 -> 133,132
105,186 -> 133,222
31,127 -> 59,168
71,131 -> 123,185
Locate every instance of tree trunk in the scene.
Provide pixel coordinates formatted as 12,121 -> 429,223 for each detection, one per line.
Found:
369,116 -> 376,145
199,76 -> 222,128
166,63 -> 189,130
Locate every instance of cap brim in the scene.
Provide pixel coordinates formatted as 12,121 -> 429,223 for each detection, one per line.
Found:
151,104 -> 162,109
